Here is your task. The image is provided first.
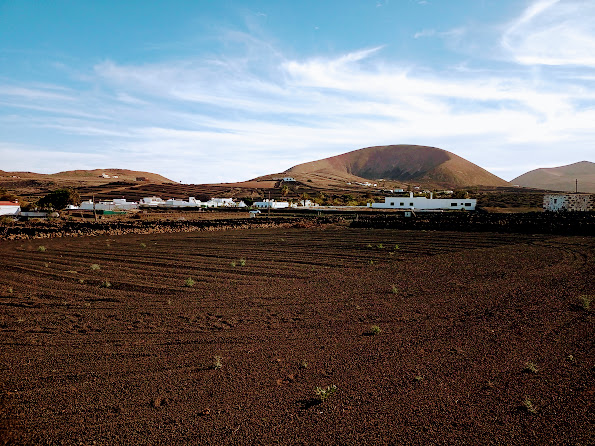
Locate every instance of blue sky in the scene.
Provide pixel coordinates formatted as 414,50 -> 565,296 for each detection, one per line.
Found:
1,0 -> 594,183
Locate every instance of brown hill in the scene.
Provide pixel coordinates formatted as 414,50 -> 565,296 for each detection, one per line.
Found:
283,145 -> 509,189
0,168 -> 174,185
512,161 -> 595,193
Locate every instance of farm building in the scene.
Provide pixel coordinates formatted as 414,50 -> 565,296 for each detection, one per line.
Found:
254,199 -> 290,209
0,201 -> 20,216
79,199 -> 139,211
140,196 -> 165,206
543,193 -> 594,212
369,192 -> 476,211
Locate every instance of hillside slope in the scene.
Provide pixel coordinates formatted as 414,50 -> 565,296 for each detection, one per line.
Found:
512,161 -> 595,193
0,169 -> 174,184
284,145 -> 509,188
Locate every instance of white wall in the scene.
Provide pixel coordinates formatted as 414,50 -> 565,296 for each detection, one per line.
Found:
371,194 -> 476,210
0,203 -> 20,215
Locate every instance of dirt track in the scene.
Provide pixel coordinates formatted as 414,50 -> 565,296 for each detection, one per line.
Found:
1,226 -> 593,444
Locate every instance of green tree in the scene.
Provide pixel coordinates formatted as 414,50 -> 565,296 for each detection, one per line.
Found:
38,188 -> 81,210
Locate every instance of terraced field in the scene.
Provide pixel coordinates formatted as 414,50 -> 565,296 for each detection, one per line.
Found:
1,226 -> 593,444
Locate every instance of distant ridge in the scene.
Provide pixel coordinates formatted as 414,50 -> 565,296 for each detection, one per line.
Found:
283,145 -> 509,188
512,161 -> 595,193
0,168 -> 174,184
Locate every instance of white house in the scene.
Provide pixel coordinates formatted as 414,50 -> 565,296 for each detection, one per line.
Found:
254,199 -> 290,209
0,200 -> 20,216
369,192 -> 476,211
79,199 -> 139,211
543,193 -> 594,212
210,198 -> 235,207
282,177 -> 296,182
140,196 -> 166,206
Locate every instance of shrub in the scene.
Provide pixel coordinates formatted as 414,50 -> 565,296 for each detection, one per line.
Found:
184,277 -> 195,287
90,264 -> 100,271
578,295 -> 593,310
239,258 -> 246,267
315,384 -> 337,402
522,397 -> 537,414
230,261 -> 236,267
391,284 -> 398,294
140,243 -> 147,248
376,243 -> 384,249
370,325 -> 381,335
213,355 -> 223,369
37,246 -> 46,252
100,280 -> 111,288
523,362 -> 538,374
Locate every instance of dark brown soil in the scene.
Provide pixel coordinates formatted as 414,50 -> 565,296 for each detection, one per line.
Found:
1,226 -> 593,445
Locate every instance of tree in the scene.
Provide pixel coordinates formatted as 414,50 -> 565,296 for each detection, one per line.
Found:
38,188 -> 81,210
281,185 -> 290,197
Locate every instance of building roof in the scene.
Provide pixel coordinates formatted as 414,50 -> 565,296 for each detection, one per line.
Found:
0,201 -> 19,206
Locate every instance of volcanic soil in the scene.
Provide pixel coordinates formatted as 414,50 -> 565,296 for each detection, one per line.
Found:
0,225 -> 593,445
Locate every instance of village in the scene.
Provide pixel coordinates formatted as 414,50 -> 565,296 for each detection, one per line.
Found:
1,190 -> 594,218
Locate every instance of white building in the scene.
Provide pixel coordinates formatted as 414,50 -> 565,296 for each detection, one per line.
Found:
140,196 -> 166,207
79,199 -> 139,211
162,197 -> 202,208
543,193 -> 594,212
282,177 -> 296,182
254,199 -> 290,209
369,192 -> 476,211
210,198 -> 235,207
0,200 -> 20,216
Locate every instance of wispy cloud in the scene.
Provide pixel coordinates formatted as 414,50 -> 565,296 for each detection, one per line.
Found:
502,0 -> 595,66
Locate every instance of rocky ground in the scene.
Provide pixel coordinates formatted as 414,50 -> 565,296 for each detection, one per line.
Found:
0,226 -> 593,445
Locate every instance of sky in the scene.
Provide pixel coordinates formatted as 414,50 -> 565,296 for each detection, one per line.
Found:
1,0 -> 594,184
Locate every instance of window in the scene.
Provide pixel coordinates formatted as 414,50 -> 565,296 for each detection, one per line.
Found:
451,203 -> 457,206
400,202 -> 404,206
390,202 -> 395,206
553,199 -> 557,204
465,203 -> 471,207
409,202 -> 413,206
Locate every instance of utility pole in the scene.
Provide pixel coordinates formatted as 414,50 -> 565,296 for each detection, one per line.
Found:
268,190 -> 271,217
93,194 -> 98,221
576,179 -> 578,193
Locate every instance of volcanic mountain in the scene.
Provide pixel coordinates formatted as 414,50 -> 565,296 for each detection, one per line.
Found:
512,161 -> 595,193
282,145 -> 509,188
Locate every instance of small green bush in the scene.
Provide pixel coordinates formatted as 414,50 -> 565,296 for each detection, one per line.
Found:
391,284 -> 398,294
524,362 -> 538,374
370,325 -> 381,335
37,246 -> 46,252
100,280 -> 111,288
578,295 -> 593,310
239,258 -> 246,267
522,397 -> 537,414
213,355 -> 223,369
140,242 -> 147,248
184,277 -> 195,287
90,263 -> 101,271
315,384 -> 337,402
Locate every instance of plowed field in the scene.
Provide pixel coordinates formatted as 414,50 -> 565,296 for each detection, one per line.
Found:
1,226 -> 593,445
